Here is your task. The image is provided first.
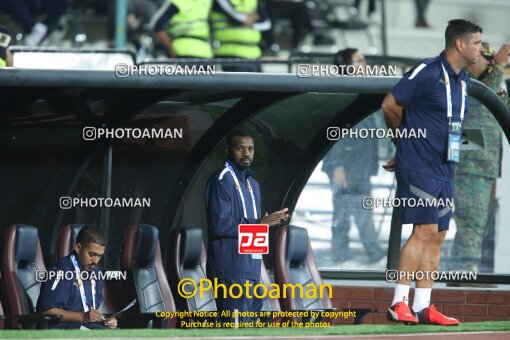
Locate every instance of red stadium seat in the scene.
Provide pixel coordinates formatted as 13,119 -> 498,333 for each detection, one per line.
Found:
168,228 -> 216,315
55,224 -> 85,260
0,296 -> 6,329
121,224 -> 177,328
168,227 -> 281,325
274,225 -> 374,324
1,224 -> 61,328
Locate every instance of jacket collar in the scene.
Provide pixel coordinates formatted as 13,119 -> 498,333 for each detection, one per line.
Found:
226,160 -> 253,182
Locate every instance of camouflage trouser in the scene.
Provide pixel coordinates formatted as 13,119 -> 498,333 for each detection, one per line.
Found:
448,174 -> 494,271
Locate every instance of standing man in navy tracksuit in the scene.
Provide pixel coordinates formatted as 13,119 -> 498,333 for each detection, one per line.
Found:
205,129 -> 289,323
37,226 -> 117,329
382,19 -> 483,326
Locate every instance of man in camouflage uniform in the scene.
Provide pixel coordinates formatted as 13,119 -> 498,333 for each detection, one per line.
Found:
448,42 -> 510,271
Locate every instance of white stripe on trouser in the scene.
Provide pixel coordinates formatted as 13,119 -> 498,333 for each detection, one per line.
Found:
409,184 -> 451,218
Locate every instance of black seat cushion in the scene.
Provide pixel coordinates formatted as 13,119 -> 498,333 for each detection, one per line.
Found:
286,226 -> 309,264
135,224 -> 158,266
286,226 -> 323,310
181,229 -> 202,267
133,225 -> 165,312
15,225 -> 41,314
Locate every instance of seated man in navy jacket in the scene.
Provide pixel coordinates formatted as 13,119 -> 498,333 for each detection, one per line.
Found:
37,226 -> 117,329
205,129 -> 290,323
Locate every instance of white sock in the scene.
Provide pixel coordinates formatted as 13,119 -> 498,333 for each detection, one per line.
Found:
391,283 -> 410,306
412,288 -> 432,313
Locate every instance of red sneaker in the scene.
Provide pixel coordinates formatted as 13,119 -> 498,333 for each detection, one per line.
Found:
387,302 -> 418,324
415,305 -> 460,326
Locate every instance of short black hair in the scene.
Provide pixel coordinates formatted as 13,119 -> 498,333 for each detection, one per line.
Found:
334,48 -> 359,66
445,19 -> 482,49
76,225 -> 106,248
226,129 -> 253,147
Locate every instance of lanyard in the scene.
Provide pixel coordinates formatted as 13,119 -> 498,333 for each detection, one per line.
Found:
225,162 -> 258,219
441,63 -> 466,126
70,255 -> 96,312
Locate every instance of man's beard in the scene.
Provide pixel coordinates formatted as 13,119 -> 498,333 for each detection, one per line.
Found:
237,159 -> 252,170
229,156 -> 251,170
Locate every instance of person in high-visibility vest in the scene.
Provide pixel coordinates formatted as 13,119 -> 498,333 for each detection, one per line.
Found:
152,0 -> 213,59
211,0 -> 271,72
0,25 -> 13,68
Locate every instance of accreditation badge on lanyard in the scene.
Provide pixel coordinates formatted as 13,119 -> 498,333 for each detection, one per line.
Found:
225,162 -> 261,260
70,255 -> 96,312
441,64 -> 466,162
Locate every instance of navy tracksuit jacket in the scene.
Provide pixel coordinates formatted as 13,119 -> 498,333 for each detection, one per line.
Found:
205,160 -> 262,281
